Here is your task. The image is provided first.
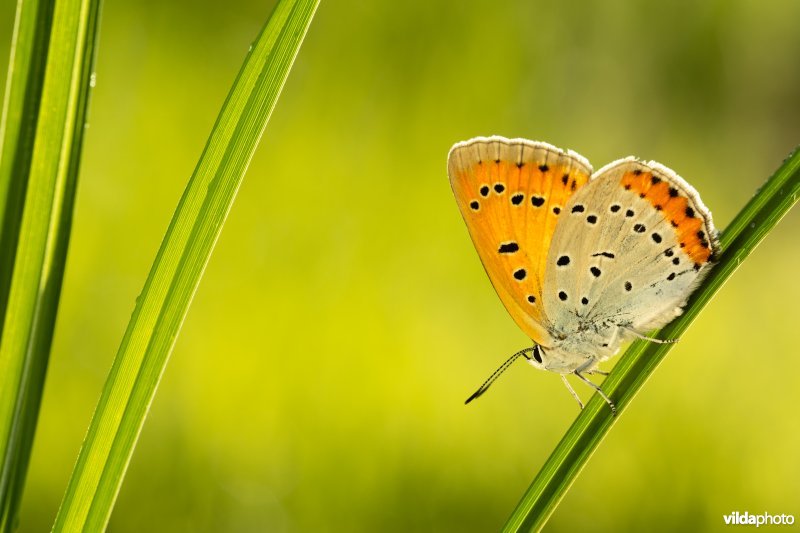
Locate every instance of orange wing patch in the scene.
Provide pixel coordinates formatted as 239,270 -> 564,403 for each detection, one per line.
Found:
620,169 -> 717,266
449,137 -> 592,344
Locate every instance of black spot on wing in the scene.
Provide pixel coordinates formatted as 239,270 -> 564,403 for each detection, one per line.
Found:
498,242 -> 519,254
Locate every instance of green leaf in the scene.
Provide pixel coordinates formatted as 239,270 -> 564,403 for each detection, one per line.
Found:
51,0 -> 319,530
0,0 -> 100,529
503,145 -> 800,532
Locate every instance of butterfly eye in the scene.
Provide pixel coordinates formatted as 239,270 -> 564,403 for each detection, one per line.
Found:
532,346 -> 543,364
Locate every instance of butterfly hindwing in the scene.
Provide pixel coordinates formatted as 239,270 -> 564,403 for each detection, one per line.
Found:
448,136 -> 593,344
542,158 -> 720,337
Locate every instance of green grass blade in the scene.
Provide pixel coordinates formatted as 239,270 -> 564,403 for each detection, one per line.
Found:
51,0 -> 319,530
503,145 -> 800,532
0,0 -> 100,529
0,0 -> 54,326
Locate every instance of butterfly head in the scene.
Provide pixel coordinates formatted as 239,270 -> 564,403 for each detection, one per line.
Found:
529,326 -> 623,373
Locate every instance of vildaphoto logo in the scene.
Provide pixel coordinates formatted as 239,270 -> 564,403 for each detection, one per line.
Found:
723,512 -> 795,527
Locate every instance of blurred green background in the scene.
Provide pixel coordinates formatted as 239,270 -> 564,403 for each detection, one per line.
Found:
2,0 -> 799,531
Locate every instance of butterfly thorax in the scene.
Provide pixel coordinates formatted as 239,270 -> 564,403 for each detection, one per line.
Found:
538,321 -> 624,373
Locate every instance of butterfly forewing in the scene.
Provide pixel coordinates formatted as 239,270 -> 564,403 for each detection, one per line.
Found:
543,158 -> 720,335
448,136 -> 593,345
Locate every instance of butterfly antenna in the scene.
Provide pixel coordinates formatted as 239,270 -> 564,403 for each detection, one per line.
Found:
464,347 -> 535,405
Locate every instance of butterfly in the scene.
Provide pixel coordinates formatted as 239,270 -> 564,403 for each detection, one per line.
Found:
448,136 -> 719,414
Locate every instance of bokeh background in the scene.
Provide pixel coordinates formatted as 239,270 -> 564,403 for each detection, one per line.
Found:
1,0 -> 799,531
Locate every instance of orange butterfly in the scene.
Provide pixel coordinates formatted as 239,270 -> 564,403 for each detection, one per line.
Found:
449,136 -> 719,413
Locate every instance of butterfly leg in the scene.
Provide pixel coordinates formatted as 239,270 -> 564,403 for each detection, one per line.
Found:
560,375 -> 584,410
624,327 -> 679,344
573,371 -> 617,416
587,369 -> 609,376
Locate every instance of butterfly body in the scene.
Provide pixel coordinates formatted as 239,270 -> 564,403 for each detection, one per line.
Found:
449,136 -> 719,406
